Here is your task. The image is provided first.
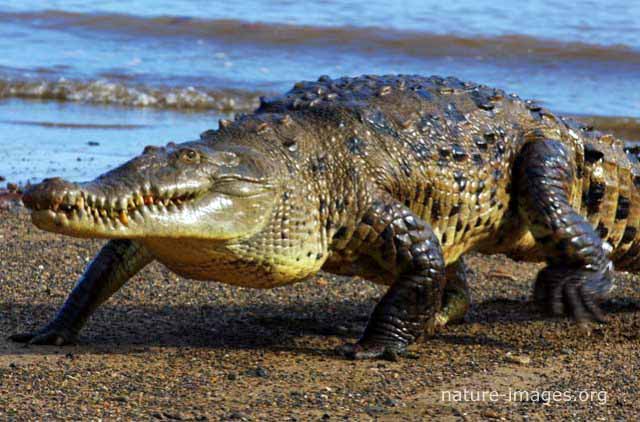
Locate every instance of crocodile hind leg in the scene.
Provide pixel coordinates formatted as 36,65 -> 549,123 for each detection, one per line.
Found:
434,257 -> 471,328
9,240 -> 153,345
337,196 -> 445,360
515,139 -> 613,322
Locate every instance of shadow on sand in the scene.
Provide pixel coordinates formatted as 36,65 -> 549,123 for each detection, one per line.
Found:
2,295 -> 638,357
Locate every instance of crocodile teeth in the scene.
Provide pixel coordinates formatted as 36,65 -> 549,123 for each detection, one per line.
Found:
119,210 -> 129,226
64,192 -> 76,205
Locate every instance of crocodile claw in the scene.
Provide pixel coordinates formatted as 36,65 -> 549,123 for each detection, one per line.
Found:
335,341 -> 406,361
8,325 -> 76,346
534,265 -> 613,323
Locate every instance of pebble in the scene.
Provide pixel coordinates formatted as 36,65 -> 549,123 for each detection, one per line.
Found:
482,409 -> 501,419
383,398 -> 399,407
365,405 -> 385,415
245,366 -> 269,378
505,352 -> 531,365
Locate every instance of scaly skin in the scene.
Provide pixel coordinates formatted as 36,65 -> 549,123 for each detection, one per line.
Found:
10,74 -> 637,359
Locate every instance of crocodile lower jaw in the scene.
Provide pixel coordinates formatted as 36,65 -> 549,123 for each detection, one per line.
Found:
30,189 -> 201,236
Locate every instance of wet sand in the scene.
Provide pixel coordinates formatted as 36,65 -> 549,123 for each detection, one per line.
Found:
1,207 -> 639,420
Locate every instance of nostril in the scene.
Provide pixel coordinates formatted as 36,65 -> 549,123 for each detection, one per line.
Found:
143,145 -> 162,154
39,177 -> 74,191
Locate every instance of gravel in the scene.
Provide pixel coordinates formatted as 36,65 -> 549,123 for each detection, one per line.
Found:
1,209 -> 639,420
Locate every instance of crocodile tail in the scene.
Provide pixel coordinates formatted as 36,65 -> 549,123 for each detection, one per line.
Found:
578,133 -> 640,271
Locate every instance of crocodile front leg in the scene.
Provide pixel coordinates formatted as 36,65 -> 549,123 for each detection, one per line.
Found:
337,197 -> 445,360
515,139 -> 613,322
9,240 -> 153,345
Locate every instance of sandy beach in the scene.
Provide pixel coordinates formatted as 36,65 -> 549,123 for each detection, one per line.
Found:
1,206 -> 638,420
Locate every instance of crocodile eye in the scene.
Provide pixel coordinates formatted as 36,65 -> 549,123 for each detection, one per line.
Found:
178,148 -> 200,163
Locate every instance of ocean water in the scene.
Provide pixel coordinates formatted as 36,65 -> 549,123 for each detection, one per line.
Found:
0,0 -> 638,183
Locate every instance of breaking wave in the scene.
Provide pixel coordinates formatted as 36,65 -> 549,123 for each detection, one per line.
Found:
2,10 -> 639,64
0,78 -> 262,112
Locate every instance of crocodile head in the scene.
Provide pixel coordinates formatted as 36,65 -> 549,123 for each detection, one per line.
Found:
23,141 -> 278,241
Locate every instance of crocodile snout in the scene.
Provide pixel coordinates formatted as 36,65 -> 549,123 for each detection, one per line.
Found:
23,177 -> 80,212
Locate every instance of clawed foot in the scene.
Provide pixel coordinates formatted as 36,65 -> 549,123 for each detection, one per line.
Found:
433,294 -> 470,329
336,341 -> 406,361
534,264 -> 614,323
8,324 -> 76,346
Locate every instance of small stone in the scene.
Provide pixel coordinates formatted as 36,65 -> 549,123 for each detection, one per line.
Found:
482,409 -> 501,419
468,323 -> 483,335
316,278 -> 328,286
229,411 -> 247,420
384,398 -> 399,407
162,412 -> 185,420
245,366 -> 269,378
505,352 -> 531,365
365,405 -> 385,415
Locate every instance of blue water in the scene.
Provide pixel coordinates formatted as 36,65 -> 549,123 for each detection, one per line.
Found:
0,0 -> 638,183
0,100 -> 223,183
3,1 -> 639,47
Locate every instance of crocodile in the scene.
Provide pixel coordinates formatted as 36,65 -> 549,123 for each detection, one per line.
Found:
10,74 -> 636,359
